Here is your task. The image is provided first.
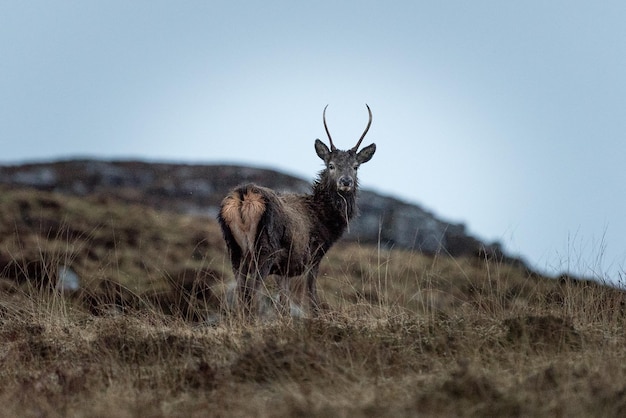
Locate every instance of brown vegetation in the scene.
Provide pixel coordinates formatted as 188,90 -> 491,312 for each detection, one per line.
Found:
1,186 -> 626,417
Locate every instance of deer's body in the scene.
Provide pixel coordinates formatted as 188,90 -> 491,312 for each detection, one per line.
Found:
218,105 -> 376,316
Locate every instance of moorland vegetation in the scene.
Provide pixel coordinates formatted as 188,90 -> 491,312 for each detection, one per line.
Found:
1,186 -> 625,417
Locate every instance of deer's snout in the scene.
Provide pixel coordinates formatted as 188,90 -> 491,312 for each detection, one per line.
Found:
338,176 -> 354,191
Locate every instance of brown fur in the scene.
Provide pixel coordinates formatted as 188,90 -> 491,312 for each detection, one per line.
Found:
219,189 -> 266,253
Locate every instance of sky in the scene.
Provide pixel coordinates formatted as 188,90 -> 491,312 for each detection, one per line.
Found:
1,1 -> 625,281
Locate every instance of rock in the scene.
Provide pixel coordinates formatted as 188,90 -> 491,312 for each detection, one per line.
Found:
56,265 -> 81,293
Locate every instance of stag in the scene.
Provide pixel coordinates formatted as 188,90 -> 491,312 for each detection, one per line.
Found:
218,105 -> 376,316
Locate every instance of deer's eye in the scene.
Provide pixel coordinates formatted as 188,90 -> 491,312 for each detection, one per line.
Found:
353,164 -> 359,171
328,163 -> 336,170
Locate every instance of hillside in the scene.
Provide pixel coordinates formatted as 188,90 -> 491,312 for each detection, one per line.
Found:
0,159 -> 522,263
0,184 -> 626,416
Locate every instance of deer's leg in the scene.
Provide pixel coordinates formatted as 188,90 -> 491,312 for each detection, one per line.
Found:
238,252 -> 276,318
236,253 -> 258,317
306,264 -> 321,316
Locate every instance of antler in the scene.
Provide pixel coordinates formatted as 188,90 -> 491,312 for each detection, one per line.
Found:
351,104 -> 372,152
323,105 -> 337,151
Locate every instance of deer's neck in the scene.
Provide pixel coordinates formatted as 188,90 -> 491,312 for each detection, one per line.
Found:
311,174 -> 357,238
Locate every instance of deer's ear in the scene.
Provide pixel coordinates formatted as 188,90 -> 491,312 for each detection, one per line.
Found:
315,139 -> 331,162
357,143 -> 376,164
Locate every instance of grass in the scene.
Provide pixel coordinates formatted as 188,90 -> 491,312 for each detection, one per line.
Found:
1,186 -> 626,416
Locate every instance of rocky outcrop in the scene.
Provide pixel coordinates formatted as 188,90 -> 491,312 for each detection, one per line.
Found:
0,159 -> 515,262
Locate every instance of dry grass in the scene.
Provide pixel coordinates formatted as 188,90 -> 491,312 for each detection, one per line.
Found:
1,186 -> 626,417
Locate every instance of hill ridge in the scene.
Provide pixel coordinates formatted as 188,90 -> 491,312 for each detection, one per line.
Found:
0,158 -> 527,268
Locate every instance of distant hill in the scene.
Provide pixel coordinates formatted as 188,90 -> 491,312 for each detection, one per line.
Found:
0,159 -> 527,268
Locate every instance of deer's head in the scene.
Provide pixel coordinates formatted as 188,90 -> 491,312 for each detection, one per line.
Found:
315,105 -> 376,193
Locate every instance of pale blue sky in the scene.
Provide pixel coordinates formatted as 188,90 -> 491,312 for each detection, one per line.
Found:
1,1 -> 625,280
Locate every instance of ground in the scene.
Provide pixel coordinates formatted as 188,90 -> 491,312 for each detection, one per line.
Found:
1,187 -> 625,417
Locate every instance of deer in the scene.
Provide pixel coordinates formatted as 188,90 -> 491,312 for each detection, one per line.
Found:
218,105 -> 376,317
